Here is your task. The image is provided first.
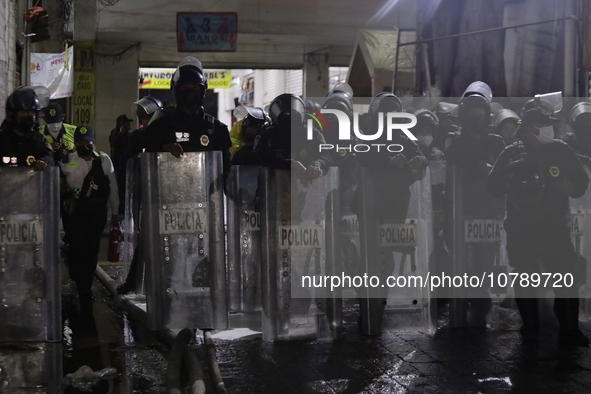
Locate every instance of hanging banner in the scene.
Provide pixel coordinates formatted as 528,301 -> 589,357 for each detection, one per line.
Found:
138,68 -> 231,89
73,42 -> 95,128
30,46 -> 74,99
177,12 -> 237,52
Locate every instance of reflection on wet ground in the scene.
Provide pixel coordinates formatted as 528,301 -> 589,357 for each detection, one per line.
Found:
2,257 -> 591,393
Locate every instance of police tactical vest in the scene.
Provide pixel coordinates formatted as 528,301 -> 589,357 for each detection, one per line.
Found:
75,153 -> 111,214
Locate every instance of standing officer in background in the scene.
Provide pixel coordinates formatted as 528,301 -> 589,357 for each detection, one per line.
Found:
562,102 -> 591,168
144,57 -> 231,175
60,125 -> 119,306
39,102 -> 76,164
231,106 -> 269,166
0,86 -> 54,170
126,96 -> 163,159
487,92 -> 590,346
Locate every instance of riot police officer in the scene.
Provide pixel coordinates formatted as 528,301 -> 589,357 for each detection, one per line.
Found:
39,102 -> 76,164
487,92 -> 590,346
144,57 -> 231,175
126,96 -> 163,159
0,86 -> 54,170
60,125 -> 119,305
445,82 -> 505,327
353,93 -> 427,332
433,101 -> 460,151
231,106 -> 268,166
446,82 -> 505,174
562,102 -> 591,168
256,93 -> 331,186
491,109 -> 520,146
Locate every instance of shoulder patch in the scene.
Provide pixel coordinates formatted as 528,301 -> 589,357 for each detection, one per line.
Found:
67,162 -> 78,167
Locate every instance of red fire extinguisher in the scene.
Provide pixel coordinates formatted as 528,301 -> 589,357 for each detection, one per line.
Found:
108,226 -> 122,262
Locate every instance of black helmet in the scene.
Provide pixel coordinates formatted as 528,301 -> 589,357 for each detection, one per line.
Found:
234,106 -> 268,130
491,109 -> 520,130
268,94 -> 305,130
6,86 -> 48,119
506,153 -> 545,202
305,100 -> 321,114
458,81 -> 493,119
171,56 -> 208,90
131,96 -> 163,118
433,102 -> 458,118
568,102 -> 591,125
368,92 -> 403,117
413,109 -> 439,129
520,92 -> 562,126
323,91 -> 353,116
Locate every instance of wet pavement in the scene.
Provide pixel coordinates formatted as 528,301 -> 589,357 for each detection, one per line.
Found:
3,236 -> 591,393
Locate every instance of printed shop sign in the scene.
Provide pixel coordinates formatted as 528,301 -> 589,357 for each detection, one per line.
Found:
177,12 -> 237,52
138,68 -> 231,89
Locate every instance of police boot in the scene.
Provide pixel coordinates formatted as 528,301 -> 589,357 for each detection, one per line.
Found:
515,298 -> 539,343
555,298 -> 590,347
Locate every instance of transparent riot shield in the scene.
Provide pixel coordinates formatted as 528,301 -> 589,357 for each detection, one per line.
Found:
0,342 -> 62,393
447,165 -> 507,328
357,166 -> 435,335
140,152 -> 227,331
121,157 -> 139,263
226,165 -> 262,329
0,167 -> 61,342
571,167 -> 591,317
260,167 -> 342,341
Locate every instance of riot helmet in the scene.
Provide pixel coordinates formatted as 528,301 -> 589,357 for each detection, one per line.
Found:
458,81 -> 492,133
268,94 -> 306,133
520,91 -> 562,126
492,109 -> 520,142
233,105 -> 268,142
568,102 -> 591,143
171,56 -> 208,111
5,86 -> 49,135
131,96 -> 163,126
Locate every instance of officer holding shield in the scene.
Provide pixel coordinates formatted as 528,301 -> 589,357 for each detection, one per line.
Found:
144,57 -> 231,175
487,92 -> 590,346
562,102 -> 591,168
231,105 -> 269,166
0,86 -> 54,170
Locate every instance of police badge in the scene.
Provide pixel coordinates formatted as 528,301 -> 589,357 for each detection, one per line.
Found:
549,166 -> 560,177
200,135 -> 210,147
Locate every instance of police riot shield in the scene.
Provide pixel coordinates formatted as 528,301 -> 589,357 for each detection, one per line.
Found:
0,342 -> 62,392
447,165 -> 507,328
356,166 -> 435,335
226,165 -> 262,329
0,167 -> 61,342
140,152 -> 227,331
260,167 -> 342,341
570,167 -> 591,317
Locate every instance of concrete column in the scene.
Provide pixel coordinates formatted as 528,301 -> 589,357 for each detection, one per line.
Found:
303,48 -> 329,99
73,0 -> 97,42
0,0 -> 17,120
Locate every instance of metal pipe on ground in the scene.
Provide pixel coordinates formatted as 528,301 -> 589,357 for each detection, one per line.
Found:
204,331 -> 227,394
94,266 -> 207,393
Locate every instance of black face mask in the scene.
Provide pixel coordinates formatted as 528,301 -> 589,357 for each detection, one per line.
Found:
76,144 -> 94,157
463,117 -> 488,133
176,88 -> 203,109
15,116 -> 38,134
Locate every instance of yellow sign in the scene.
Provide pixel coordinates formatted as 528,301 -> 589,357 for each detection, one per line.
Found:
138,68 -> 231,90
73,41 -> 95,128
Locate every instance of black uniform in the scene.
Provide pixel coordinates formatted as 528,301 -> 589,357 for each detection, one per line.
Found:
446,132 -> 505,170
561,133 -> 591,169
144,107 -> 231,175
487,139 -> 589,338
0,123 -> 54,167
